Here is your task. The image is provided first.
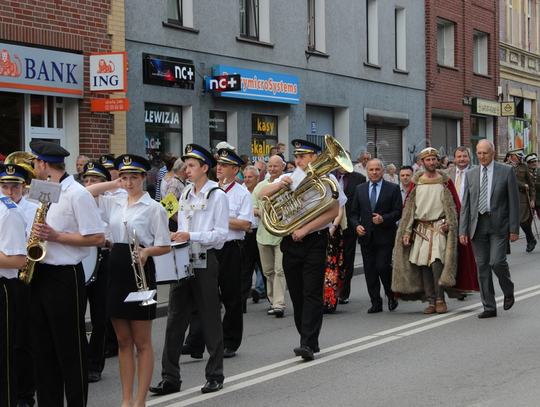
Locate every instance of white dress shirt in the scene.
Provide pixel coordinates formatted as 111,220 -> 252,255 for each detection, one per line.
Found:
0,197 -> 27,279
222,181 -> 255,241
177,180 -> 229,250
353,163 -> 368,177
99,192 -> 170,248
42,176 -> 105,266
452,166 -> 470,202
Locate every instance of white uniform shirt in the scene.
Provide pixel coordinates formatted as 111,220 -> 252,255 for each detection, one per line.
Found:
177,180 -> 229,250
222,181 -> 255,241
102,188 -> 128,241
99,192 -> 170,248
271,173 -> 347,232
353,163 -> 368,177
43,176 -> 104,266
0,197 -> 28,278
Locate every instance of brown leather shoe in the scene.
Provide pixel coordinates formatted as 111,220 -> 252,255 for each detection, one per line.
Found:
478,310 -> 497,319
503,294 -> 515,310
423,304 -> 436,314
436,300 -> 447,314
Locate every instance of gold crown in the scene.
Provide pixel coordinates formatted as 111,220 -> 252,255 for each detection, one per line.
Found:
186,145 -> 193,153
101,156 -> 107,164
87,162 -> 95,170
294,141 -> 302,148
123,156 -> 132,165
5,165 -> 15,175
222,150 -> 229,157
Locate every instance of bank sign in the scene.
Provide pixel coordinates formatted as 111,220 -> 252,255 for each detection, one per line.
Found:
89,52 -> 127,92
0,42 -> 84,98
212,65 -> 299,104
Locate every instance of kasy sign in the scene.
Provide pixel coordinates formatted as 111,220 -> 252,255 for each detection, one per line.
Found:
0,42 -> 83,98
90,52 -> 127,92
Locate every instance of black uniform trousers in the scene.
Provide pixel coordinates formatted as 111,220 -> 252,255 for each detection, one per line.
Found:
241,229 -> 265,311
0,277 -> 17,407
161,249 -> 224,385
359,234 -> 395,307
86,250 -> 108,373
31,263 -> 88,407
185,240 -> 244,352
280,229 -> 329,350
339,232 -> 358,300
15,279 -> 35,407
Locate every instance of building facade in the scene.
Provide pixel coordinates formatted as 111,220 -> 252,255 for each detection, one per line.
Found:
125,0 -> 426,189
0,0 -> 126,168
499,0 -> 540,157
426,0 -> 500,164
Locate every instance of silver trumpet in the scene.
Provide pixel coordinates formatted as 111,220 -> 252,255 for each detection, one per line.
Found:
124,221 -> 157,306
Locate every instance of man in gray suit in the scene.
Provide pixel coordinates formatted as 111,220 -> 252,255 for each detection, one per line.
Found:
459,140 -> 519,318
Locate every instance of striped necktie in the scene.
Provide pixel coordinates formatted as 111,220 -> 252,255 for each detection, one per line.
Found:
455,169 -> 463,195
478,167 -> 488,214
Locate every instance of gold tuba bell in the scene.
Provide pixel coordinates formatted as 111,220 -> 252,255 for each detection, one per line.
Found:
5,151 -> 37,186
260,134 -> 353,237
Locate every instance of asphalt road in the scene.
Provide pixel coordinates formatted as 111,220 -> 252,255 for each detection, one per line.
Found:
87,237 -> 540,407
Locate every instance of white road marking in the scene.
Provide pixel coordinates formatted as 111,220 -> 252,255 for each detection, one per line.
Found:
147,284 -> 540,406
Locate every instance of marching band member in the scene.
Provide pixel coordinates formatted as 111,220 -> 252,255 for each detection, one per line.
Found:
258,139 -> 347,361
0,162 -> 39,407
87,154 -> 170,407
150,144 -> 228,395
82,162 -> 112,384
0,163 -> 28,407
28,140 -> 105,407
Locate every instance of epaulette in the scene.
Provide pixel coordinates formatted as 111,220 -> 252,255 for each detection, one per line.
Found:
0,196 -> 17,209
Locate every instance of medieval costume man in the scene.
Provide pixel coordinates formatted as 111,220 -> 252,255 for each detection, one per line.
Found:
392,147 -> 478,313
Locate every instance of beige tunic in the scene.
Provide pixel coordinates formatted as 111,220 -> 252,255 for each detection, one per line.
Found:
408,178 -> 447,266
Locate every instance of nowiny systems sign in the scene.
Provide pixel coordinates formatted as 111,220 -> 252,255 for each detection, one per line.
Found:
0,42 -> 83,98
89,52 -> 127,93
212,65 -> 299,104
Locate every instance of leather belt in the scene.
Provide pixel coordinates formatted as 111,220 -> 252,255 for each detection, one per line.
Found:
479,212 -> 491,217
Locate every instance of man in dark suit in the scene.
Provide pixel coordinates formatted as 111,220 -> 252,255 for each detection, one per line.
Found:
336,166 -> 366,304
350,158 -> 402,313
459,140 -> 519,318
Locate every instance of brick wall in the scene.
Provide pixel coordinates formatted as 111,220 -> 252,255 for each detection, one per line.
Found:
426,0 -> 500,150
0,0 -> 115,160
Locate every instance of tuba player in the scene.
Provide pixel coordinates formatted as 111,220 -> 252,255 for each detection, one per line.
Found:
258,139 -> 347,360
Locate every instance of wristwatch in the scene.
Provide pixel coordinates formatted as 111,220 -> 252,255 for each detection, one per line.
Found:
104,240 -> 111,248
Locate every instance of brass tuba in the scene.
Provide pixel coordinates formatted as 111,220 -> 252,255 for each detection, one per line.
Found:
260,134 -> 353,237
19,176 -> 52,284
5,151 -> 37,186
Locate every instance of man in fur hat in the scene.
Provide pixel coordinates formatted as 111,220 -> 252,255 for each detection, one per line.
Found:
392,147 -> 478,314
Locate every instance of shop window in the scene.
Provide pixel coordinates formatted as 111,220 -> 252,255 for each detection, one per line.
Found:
367,0 -> 379,65
144,103 -> 183,197
240,0 -> 259,40
366,124 -> 402,169
509,97 -> 534,155
470,116 -> 486,166
0,91 -> 24,156
437,18 -> 455,67
432,117 -> 458,158
209,111 -> 227,155
251,114 -> 277,163
473,30 -> 488,75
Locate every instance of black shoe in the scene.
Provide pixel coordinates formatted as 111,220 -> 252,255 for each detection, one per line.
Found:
526,239 -> 537,252
251,289 -> 260,303
223,348 -> 237,358
294,345 -> 314,360
267,308 -> 275,315
367,305 -> 383,314
201,380 -> 223,393
149,380 -> 180,395
88,370 -> 101,383
478,310 -> 497,319
273,307 -> 284,318
104,348 -> 118,358
457,294 -> 467,301
388,298 -> 398,311
503,293 -> 515,310
181,345 -> 203,359
338,297 -> 349,304
17,404 -> 31,407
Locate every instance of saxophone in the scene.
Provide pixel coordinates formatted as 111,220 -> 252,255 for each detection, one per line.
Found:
19,177 -> 51,284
